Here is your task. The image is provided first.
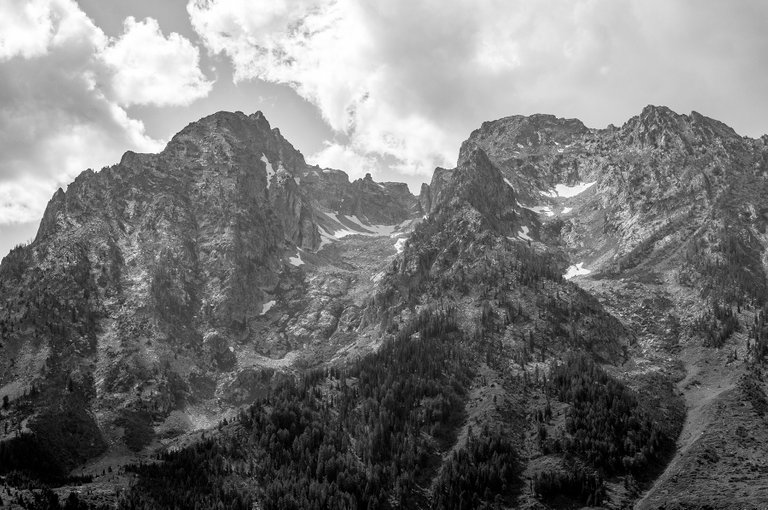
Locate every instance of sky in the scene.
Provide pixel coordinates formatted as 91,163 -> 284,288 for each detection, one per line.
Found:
1,0 -> 768,259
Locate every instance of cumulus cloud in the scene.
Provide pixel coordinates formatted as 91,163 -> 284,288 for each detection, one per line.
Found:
0,0 -> 212,226
103,16 -> 212,107
188,0 -> 768,181
0,0 -> 57,60
311,142 -> 377,177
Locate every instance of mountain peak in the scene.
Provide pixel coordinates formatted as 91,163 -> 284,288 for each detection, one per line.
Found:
639,104 -> 679,117
621,104 -> 736,150
161,109 -> 307,176
459,113 -> 588,164
170,110 -> 272,143
427,146 -> 519,235
689,110 -> 740,140
629,104 -> 686,129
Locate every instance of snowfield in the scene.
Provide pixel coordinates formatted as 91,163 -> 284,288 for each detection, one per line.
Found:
530,205 -> 555,217
260,300 -> 276,315
543,181 -> 596,198
316,213 -> 414,252
564,262 -> 591,279
289,251 -> 304,266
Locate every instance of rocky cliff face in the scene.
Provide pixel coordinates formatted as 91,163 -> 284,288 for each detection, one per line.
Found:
0,111 -> 422,464
409,105 -> 768,507
460,106 -> 768,507
439,105 -> 768,290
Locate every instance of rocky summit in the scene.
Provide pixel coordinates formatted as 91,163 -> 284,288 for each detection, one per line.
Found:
1,106 -> 768,510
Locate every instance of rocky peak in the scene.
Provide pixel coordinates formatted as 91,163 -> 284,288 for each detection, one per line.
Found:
339,174 -> 420,224
418,182 -> 432,214
298,167 -> 421,225
165,110 -> 307,176
620,105 -> 741,151
453,114 -> 591,205
638,104 -> 682,121
459,113 -> 589,164
620,105 -> 690,149
688,110 -> 740,142
429,147 -> 519,235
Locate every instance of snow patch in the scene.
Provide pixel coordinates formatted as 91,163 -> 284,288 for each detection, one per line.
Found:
261,154 -> 277,189
531,205 -> 554,217
503,177 -> 514,189
517,200 -> 554,217
359,222 -> 398,237
564,262 -> 591,280
318,232 -> 335,249
394,237 -> 407,253
518,226 -> 533,242
323,212 -> 401,239
338,213 -> 369,230
561,207 -> 572,214
330,228 -> 358,239
228,346 -> 234,352
327,213 -> 370,238
260,300 -> 276,315
289,252 -> 304,266
543,181 -> 596,198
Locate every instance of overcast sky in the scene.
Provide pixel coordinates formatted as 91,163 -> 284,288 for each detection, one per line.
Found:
1,0 -> 768,258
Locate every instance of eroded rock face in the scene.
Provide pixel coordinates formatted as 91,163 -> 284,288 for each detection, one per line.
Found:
0,110 -> 421,455
449,105 -> 768,287
300,171 -> 421,224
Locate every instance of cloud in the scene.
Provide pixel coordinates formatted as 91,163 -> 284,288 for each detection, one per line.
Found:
0,0 -> 212,226
102,16 -> 213,107
0,0 -> 57,60
310,142 -> 377,178
188,0 -> 768,182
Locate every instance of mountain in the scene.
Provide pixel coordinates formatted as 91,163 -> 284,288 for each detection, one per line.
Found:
0,111 -> 423,480
450,105 -> 768,508
1,106 -> 768,509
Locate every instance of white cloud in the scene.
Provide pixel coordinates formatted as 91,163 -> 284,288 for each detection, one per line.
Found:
310,142 -> 377,178
102,16 -> 213,107
0,0 -> 213,226
188,0 -> 460,175
188,0 -> 768,181
0,179 -> 56,225
0,0 -> 57,60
